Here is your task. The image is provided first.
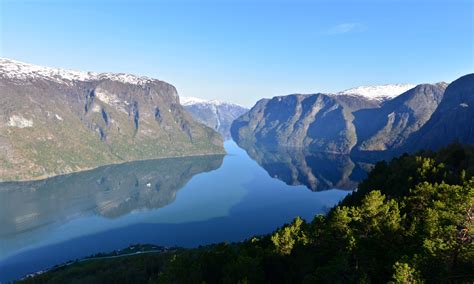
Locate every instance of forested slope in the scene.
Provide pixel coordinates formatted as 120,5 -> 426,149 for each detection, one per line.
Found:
22,144 -> 474,283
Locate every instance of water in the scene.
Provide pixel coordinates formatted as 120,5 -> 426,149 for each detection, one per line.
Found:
0,141 -> 367,282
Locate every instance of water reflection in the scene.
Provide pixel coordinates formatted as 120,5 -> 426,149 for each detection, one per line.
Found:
0,142 -> 355,282
0,155 -> 224,238
237,142 -> 370,191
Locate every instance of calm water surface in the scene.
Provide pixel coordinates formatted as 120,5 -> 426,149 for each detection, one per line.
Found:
0,141 -> 366,282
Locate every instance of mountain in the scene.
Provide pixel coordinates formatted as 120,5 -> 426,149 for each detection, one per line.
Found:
404,74 -> 474,151
231,92 -> 381,154
232,94 -> 350,153
337,83 -> 416,101
0,58 -> 224,181
231,78 -> 470,155
180,97 -> 248,139
353,83 -> 447,153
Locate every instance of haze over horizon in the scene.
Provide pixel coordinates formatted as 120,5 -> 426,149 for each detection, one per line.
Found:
1,0 -> 472,107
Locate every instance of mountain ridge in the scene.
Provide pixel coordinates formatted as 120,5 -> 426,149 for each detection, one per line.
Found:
337,83 -> 416,101
180,96 -> 246,108
232,75 -> 471,156
403,74 -> 474,152
0,58 -> 158,86
0,58 -> 224,181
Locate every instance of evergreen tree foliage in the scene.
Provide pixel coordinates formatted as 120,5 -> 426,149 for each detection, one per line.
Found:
22,144 -> 474,283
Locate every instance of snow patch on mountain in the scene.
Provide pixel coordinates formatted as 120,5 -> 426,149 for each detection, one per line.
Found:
7,115 -> 33,128
337,84 -> 416,101
180,97 -> 209,106
180,96 -> 244,108
0,57 -> 155,85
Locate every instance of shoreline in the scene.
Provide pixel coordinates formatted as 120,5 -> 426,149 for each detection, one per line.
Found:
19,245 -> 179,282
0,150 -> 227,184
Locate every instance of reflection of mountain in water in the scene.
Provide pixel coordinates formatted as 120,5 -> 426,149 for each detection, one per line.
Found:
238,142 -> 369,191
0,155 -> 224,237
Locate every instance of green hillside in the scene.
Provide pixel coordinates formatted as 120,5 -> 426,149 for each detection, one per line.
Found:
21,143 -> 474,283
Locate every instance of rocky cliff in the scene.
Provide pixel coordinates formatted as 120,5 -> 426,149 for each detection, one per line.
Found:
353,83 -> 447,153
404,74 -> 474,151
0,58 -> 224,181
232,76 -> 472,155
231,94 -> 376,154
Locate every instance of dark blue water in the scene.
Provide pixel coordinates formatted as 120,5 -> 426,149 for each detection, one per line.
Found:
0,141 -> 364,282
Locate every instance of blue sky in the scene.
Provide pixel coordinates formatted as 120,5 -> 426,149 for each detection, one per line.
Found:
1,0 -> 472,107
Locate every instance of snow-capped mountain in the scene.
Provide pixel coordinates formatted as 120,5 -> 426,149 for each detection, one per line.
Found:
337,84 -> 416,101
180,96 -> 245,108
232,80 -> 453,155
0,57 -> 156,86
180,97 -> 248,139
0,58 -> 224,181
180,96 -> 210,106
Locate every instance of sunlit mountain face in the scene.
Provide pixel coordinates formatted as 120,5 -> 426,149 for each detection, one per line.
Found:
0,58 -> 225,182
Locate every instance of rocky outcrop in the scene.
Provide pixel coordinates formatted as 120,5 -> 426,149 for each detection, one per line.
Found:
353,83 -> 447,152
0,58 -> 224,181
404,74 -> 474,151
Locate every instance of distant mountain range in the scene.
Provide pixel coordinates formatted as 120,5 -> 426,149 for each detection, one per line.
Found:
0,58 -> 224,181
181,97 -> 248,139
232,74 -> 473,156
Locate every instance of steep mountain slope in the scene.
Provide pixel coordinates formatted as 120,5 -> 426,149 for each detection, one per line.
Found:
353,83 -> 447,152
231,93 -> 377,154
232,77 -> 472,156
0,58 -> 224,181
405,74 -> 474,151
181,97 -> 248,139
